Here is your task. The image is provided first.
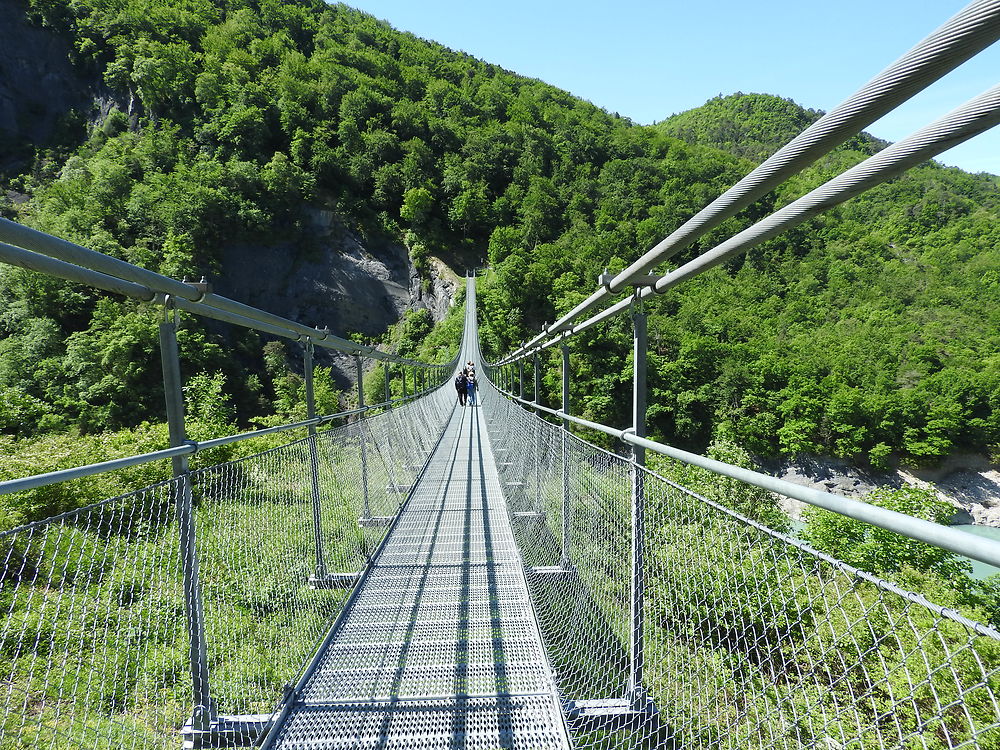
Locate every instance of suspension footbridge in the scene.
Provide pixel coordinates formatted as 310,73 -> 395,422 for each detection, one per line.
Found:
2,2 -> 1000,747
3,273 -> 1000,749
262,284 -> 570,748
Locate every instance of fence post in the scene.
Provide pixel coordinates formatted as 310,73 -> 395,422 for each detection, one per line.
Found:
533,352 -> 542,514
518,359 -> 524,400
402,366 -> 407,399
356,355 -> 372,522
384,361 -> 391,406
303,339 -> 327,581
158,298 -> 215,730
560,341 -> 571,570
629,297 -> 648,707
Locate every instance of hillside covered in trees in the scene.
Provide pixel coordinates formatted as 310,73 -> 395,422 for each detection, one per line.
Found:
0,0 -> 998,471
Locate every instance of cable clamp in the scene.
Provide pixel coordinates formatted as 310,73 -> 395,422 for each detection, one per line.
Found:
598,269 -> 615,292
182,276 -> 212,303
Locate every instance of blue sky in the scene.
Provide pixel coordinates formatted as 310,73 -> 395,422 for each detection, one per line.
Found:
341,0 -> 1000,175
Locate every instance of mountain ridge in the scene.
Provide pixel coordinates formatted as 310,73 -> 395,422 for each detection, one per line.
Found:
656,91 -> 889,164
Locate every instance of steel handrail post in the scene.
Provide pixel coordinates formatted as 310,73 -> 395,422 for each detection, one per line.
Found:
355,355 -> 373,524
383,361 -> 391,407
402,366 -> 407,399
629,298 -> 648,707
518,360 -> 524,401
533,352 -> 542,514
303,339 -> 327,580
560,342 -> 571,569
159,298 -> 215,730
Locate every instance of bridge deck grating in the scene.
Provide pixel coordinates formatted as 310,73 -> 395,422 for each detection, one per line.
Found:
273,696 -> 567,750
270,395 -> 569,749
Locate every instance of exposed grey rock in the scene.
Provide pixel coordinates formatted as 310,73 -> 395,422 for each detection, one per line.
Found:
766,454 -> 1000,527
216,209 -> 458,388
0,0 -> 98,173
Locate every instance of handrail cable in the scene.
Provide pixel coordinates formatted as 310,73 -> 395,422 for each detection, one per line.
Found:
499,80 -> 1000,359
497,391 -> 1000,571
502,0 -> 1000,363
0,391 -> 438,498
0,217 -> 437,367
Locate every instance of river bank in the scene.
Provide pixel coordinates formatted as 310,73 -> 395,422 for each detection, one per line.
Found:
763,454 -> 1000,527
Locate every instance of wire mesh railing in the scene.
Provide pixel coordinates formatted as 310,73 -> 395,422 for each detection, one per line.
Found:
482,379 -> 1000,750
1,478 -> 187,748
0,383 -> 455,748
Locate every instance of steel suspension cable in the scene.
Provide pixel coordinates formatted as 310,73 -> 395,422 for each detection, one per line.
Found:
506,0 -> 1000,361
0,217 -> 435,367
501,81 -> 1000,359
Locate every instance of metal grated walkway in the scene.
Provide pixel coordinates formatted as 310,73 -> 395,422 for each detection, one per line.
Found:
268,301 -> 570,748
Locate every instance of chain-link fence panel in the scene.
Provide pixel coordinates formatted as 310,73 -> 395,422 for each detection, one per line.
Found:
1,479 -> 189,749
190,386 -> 457,741
643,468 -> 1000,749
483,384 -> 1000,750
0,384 -> 456,749
191,437 -> 351,733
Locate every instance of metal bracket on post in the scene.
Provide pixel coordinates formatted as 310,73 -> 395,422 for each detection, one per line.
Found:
599,270 -> 660,292
358,515 -> 395,528
159,297 -> 217,739
629,293 -> 648,708
309,571 -> 362,590
180,714 -> 273,748
563,697 -> 658,733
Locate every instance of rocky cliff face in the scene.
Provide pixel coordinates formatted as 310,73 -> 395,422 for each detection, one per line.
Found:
767,454 -> 1000,527
0,0 -> 98,175
217,208 -> 459,387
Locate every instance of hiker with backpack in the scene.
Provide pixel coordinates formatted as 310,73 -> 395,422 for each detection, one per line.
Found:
455,370 -> 468,406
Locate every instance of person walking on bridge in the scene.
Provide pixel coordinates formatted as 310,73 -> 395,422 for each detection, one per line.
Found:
466,371 -> 478,406
455,370 -> 468,406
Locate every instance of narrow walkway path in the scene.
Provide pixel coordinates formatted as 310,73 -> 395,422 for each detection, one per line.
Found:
269,281 -> 569,748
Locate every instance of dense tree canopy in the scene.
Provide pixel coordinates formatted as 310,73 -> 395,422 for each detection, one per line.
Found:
0,1 -> 997,470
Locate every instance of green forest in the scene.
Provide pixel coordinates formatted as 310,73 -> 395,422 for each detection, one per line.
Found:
2,1 -> 1000,747
1,0 -> 999,476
